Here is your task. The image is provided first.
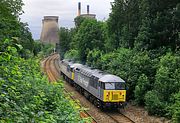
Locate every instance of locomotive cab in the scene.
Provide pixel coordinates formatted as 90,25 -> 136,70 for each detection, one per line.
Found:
99,75 -> 126,108
103,82 -> 126,102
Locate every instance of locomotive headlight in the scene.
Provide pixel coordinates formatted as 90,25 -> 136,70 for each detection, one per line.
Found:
106,92 -> 110,99
106,92 -> 109,96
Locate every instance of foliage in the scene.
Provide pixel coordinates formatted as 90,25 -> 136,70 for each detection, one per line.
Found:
33,41 -> 43,56
59,0 -> 180,120
168,92 -> 180,123
108,0 -> 180,50
87,48 -> 156,100
0,0 -> 34,56
134,74 -> 150,105
144,90 -> 167,115
64,49 -> 80,62
86,49 -> 103,68
0,0 -> 87,122
59,27 -> 74,59
0,0 -> 24,18
0,39 -> 84,122
38,43 -> 55,58
71,18 -> 106,63
74,16 -> 86,28
107,0 -> 140,49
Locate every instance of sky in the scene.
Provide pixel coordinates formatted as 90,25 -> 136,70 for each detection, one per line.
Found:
20,0 -> 114,40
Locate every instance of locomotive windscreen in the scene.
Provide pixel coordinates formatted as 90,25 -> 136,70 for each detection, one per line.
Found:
105,82 -> 125,90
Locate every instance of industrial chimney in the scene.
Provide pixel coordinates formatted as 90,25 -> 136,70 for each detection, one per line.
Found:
76,2 -> 96,19
87,5 -> 89,14
78,2 -> 81,16
40,16 -> 59,45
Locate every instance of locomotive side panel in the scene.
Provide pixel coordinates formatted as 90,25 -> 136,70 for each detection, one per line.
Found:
59,59 -> 127,108
74,70 -> 99,99
59,61 -> 72,79
88,77 -> 100,99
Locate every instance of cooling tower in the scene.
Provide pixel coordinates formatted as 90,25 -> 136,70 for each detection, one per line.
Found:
40,16 -> 59,45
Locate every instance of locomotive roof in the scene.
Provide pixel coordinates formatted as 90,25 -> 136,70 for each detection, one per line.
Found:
92,69 -> 105,78
79,66 -> 93,77
62,60 -> 125,83
71,63 -> 83,68
99,74 -> 125,83
62,59 -> 73,65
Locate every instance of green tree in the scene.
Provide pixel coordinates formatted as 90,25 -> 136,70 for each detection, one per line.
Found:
86,49 -> 103,68
169,92 -> 180,123
145,53 -> 180,116
107,0 -> 140,49
107,0 -> 126,50
145,90 -> 167,115
64,49 -> 80,62
59,27 -> 74,59
0,39 -> 85,122
134,74 -> 150,105
0,0 -> 34,55
72,18 -> 106,63
74,16 -> 86,28
154,53 -> 180,102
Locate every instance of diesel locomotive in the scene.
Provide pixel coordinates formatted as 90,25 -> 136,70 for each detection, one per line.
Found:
59,59 -> 126,109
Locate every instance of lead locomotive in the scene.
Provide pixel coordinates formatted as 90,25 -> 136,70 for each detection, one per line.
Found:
59,59 -> 126,109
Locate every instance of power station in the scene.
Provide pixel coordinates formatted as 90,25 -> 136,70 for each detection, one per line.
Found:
40,2 -> 96,45
77,2 -> 96,19
40,16 -> 59,45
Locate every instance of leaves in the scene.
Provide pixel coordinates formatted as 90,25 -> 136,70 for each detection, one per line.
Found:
134,74 -> 150,105
0,40 -> 83,122
59,0 -> 180,121
0,0 -> 34,57
71,18 -> 106,63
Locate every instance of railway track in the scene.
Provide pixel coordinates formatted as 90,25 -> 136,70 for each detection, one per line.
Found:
43,54 -> 135,123
105,111 -> 135,123
43,54 -> 98,123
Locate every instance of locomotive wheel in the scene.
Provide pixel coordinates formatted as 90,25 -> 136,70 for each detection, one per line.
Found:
94,99 -> 102,108
97,100 -> 102,109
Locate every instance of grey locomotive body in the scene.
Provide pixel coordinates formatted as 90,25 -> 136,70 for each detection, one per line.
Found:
59,59 -> 126,109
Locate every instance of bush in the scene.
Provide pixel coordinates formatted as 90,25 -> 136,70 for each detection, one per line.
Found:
134,74 -> 150,105
64,49 -> 80,62
86,49 -> 103,68
154,53 -> 180,101
0,39 -> 84,122
144,91 -> 167,116
168,92 -> 180,123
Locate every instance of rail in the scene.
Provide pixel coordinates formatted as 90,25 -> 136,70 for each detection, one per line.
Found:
43,54 -> 98,123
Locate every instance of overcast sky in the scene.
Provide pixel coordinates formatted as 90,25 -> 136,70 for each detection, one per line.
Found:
20,0 -> 114,39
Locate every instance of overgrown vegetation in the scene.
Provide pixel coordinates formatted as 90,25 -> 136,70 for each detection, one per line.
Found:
0,0 -> 88,122
0,39 -> 83,122
59,0 -> 180,122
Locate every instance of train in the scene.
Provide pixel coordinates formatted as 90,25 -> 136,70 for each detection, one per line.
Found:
59,59 -> 126,109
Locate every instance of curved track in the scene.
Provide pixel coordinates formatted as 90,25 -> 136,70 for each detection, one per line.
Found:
43,54 -> 135,123
43,54 -> 98,123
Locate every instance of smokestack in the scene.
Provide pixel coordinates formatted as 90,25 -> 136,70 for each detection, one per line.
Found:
87,5 -> 89,14
78,2 -> 81,16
